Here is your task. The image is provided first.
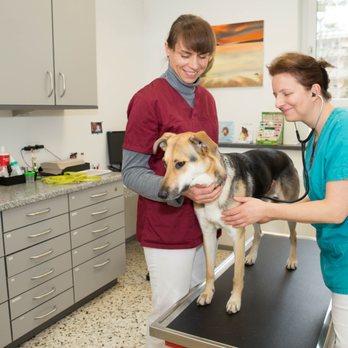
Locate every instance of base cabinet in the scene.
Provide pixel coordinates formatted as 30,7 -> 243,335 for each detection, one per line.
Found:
0,179 -> 125,347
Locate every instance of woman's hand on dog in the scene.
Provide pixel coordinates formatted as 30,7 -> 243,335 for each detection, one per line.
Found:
221,197 -> 271,227
183,183 -> 222,204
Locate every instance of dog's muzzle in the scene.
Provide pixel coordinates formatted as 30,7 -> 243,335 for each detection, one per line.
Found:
158,187 -> 169,199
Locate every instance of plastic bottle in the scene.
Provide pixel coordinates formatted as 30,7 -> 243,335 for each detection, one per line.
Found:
9,155 -> 24,176
0,146 -> 10,177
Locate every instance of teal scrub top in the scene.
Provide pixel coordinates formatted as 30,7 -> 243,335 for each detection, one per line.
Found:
305,107 -> 348,294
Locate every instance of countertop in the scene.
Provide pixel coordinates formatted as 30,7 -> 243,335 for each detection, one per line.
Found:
0,172 -> 122,211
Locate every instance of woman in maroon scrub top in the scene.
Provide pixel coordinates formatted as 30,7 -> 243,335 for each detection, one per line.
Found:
122,14 -> 221,347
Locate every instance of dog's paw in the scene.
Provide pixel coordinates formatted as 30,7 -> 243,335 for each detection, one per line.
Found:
226,296 -> 241,314
196,291 -> 214,306
286,258 -> 298,270
245,253 -> 257,266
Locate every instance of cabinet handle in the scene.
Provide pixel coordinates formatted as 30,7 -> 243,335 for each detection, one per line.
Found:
93,242 -> 110,251
33,287 -> 56,300
34,306 -> 57,320
47,71 -> 54,97
59,72 -> 66,98
91,209 -> 108,216
91,226 -> 109,234
30,249 -> 54,260
28,228 -> 53,239
93,259 -> 110,268
26,208 -> 51,217
31,268 -> 55,280
90,191 -> 108,198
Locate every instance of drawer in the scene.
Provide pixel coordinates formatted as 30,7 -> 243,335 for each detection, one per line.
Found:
0,257 -> 8,303
8,252 -> 71,299
70,196 -> 123,230
7,233 -> 71,277
71,213 -> 124,248
3,195 -> 68,232
69,181 -> 123,210
4,214 -> 69,255
73,244 -> 125,302
72,229 -> 125,267
12,288 -> 74,341
0,302 -> 12,348
10,270 -> 73,320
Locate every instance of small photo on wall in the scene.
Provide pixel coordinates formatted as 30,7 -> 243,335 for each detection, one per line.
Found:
236,123 -> 254,144
91,122 -> 103,134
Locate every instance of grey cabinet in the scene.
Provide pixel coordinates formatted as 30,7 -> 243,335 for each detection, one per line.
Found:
69,181 -> 125,302
0,0 -> 97,108
0,303 -> 11,348
0,178 -> 125,347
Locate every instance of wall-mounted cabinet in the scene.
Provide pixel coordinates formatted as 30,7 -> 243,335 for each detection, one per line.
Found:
0,0 -> 97,109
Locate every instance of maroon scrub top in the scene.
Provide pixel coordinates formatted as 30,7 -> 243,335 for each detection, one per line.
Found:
124,78 -> 218,249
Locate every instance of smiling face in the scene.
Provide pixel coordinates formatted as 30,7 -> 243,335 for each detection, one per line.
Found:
165,39 -> 212,84
272,73 -> 314,123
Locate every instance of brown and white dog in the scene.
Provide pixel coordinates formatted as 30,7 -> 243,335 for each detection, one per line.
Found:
153,131 -> 300,314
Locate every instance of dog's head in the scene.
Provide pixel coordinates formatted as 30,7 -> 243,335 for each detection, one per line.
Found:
153,131 -> 226,200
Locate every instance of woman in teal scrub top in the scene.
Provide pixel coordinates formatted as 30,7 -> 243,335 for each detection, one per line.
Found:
222,52 -> 348,348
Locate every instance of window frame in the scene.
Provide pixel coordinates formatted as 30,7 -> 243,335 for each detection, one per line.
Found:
300,0 -> 348,107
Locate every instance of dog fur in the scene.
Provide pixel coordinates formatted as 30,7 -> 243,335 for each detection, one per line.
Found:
153,131 -> 299,314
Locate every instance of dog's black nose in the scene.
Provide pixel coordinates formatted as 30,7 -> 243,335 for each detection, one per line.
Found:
158,188 -> 169,199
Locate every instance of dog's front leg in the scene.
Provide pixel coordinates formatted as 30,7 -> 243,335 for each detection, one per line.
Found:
226,227 -> 245,314
196,228 -> 217,306
286,221 -> 298,270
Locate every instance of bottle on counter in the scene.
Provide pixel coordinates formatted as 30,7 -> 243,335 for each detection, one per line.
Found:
0,146 -> 10,177
9,155 -> 24,176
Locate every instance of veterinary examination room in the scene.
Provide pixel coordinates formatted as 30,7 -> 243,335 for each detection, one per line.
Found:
1,0 -> 348,347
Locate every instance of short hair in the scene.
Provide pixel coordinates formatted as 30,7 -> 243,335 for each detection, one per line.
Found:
166,14 -> 216,56
267,52 -> 334,100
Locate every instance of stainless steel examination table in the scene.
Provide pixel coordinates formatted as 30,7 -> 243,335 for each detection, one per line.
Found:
150,234 -> 334,348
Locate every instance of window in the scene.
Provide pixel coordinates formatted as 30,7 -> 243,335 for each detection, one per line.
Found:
302,0 -> 348,103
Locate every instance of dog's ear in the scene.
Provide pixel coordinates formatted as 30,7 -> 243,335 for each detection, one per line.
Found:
153,132 -> 176,154
189,131 -> 217,155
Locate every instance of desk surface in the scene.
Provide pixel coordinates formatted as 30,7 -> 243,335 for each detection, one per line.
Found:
151,234 -> 331,348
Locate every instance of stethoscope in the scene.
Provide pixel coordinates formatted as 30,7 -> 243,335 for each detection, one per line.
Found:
258,93 -> 324,203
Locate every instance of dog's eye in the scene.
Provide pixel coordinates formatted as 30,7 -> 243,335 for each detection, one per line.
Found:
175,161 -> 185,169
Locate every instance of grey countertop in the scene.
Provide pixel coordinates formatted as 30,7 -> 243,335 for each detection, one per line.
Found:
0,172 -> 122,211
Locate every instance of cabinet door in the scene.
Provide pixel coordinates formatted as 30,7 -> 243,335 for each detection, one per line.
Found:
52,0 -> 97,107
0,0 -> 54,106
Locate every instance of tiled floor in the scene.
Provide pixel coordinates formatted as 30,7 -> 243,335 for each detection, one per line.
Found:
20,240 -> 230,348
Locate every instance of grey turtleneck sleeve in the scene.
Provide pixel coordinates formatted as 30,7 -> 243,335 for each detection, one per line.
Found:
122,66 -> 198,207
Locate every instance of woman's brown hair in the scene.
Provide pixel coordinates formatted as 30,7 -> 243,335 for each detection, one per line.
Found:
267,52 -> 334,100
166,14 -> 216,56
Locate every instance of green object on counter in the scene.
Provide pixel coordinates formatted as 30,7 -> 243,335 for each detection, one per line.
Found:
24,171 -> 35,184
42,172 -> 101,185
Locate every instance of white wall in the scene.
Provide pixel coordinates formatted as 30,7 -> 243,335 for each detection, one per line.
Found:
0,0 -> 304,169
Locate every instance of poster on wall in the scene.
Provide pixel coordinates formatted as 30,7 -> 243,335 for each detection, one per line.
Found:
201,20 -> 264,88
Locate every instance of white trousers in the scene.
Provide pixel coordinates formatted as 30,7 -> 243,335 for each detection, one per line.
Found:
144,245 -> 206,348
332,292 -> 348,348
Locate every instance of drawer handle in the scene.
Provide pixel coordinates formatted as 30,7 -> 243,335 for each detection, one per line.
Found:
91,209 -> 108,216
92,225 -> 110,234
34,306 -> 57,320
33,287 -> 56,300
26,208 -> 51,217
28,228 -> 53,239
93,242 -> 110,251
93,259 -> 110,268
90,191 -> 108,198
31,268 -> 55,280
30,249 -> 54,260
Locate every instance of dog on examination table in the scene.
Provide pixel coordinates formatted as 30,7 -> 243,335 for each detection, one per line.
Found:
153,131 -> 300,314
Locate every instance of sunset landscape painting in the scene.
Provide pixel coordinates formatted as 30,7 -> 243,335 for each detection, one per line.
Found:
201,20 -> 264,88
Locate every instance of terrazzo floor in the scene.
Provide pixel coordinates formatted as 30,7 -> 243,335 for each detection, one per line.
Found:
19,240 -> 230,348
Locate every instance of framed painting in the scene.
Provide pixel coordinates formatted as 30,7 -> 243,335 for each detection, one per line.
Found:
201,20 -> 264,88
